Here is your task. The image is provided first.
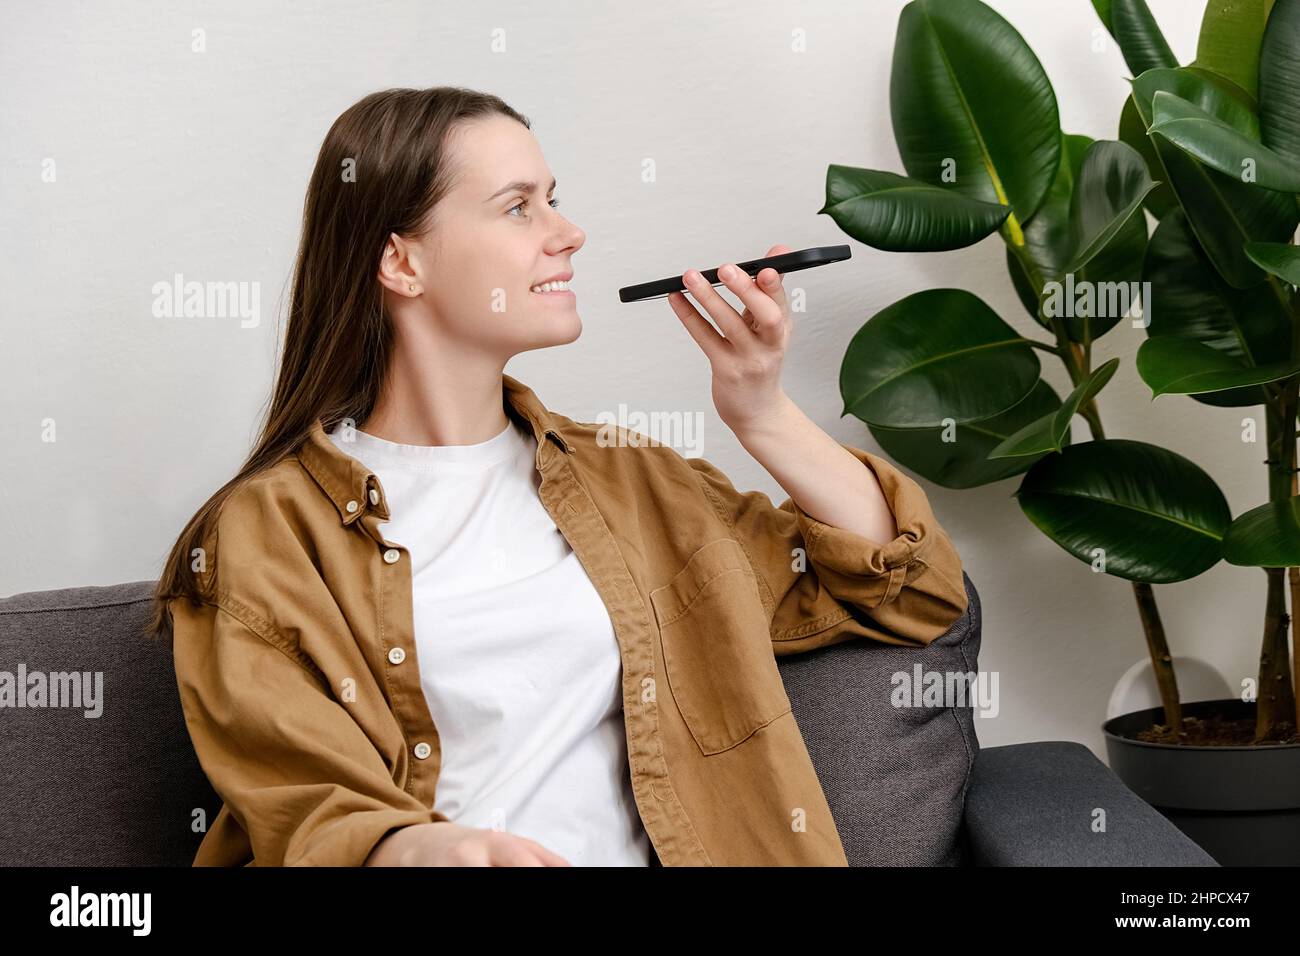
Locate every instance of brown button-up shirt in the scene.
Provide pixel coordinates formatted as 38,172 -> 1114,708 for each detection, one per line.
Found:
170,373 -> 968,866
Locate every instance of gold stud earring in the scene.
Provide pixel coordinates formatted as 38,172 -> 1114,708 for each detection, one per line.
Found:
409,284 -> 417,292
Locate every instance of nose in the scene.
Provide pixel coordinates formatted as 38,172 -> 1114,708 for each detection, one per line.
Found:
548,211 -> 584,258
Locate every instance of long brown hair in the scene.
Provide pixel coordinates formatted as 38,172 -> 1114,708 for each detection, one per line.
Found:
145,86 -> 531,642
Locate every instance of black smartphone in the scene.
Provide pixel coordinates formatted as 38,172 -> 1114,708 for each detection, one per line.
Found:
618,244 -> 852,303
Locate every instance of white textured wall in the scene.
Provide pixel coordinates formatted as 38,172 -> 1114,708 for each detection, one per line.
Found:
5,1 -> 1254,759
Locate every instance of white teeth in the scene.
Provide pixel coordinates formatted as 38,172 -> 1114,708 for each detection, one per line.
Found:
531,280 -> 570,293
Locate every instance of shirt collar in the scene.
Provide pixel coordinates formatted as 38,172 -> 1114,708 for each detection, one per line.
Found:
296,373 -> 574,527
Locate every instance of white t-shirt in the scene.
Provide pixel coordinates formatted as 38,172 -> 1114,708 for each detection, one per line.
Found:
327,416 -> 651,866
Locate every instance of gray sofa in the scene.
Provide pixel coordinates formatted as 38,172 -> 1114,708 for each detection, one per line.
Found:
0,573 -> 1216,866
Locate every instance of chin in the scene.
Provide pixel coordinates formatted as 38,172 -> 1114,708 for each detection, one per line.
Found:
542,310 -> 582,345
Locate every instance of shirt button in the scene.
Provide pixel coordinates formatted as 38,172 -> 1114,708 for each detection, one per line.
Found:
369,488 -> 380,505
346,499 -> 359,513
383,548 -> 400,564
388,647 -> 406,665
413,742 -> 432,760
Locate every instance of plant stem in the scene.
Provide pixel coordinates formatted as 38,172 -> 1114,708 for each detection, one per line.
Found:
1132,581 -> 1180,731
1071,342 -> 1106,437
1082,310 -> 1093,377
1259,381 -> 1299,741
1005,239 -> 1180,727
1022,338 -> 1061,355
1293,274 -> 1299,738
1262,280 -> 1300,740
1290,275 -> 1300,738
1291,436 -> 1300,737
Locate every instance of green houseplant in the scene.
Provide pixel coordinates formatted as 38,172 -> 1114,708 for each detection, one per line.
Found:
819,0 -> 1300,863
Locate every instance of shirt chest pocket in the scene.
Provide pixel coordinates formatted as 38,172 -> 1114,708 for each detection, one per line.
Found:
649,537 -> 792,755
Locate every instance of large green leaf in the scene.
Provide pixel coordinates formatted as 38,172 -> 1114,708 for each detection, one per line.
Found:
1006,137 -> 1151,341
1093,0 -> 1178,75
1111,0 -> 1178,75
1119,93 -> 1178,217
1135,336 -> 1300,395
1259,0 -> 1300,161
1006,133 -> 1092,325
839,288 -> 1039,428
988,358 -> 1119,458
1223,496 -> 1300,566
1014,439 -> 1231,583
1194,0 -> 1275,99
890,0 -> 1060,224
1063,141 -> 1159,274
867,379 -> 1066,489
1244,240 -> 1300,284
1142,210 -> 1291,406
1149,90 -> 1300,192
818,165 -> 1010,251
1132,67 -> 1299,287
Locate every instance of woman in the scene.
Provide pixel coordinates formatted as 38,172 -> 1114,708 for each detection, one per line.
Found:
150,86 -> 969,867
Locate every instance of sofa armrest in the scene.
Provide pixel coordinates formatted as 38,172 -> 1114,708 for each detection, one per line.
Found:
962,741 -> 1219,866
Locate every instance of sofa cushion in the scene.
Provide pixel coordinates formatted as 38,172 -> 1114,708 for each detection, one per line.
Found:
0,581 -> 220,866
776,571 -> 982,865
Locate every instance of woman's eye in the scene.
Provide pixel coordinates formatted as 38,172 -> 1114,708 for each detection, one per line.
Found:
507,198 -> 562,217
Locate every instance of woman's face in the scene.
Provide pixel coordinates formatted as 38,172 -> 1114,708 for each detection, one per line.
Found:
393,114 -> 586,357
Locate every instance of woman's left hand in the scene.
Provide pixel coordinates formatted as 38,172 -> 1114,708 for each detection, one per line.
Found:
667,243 -> 793,435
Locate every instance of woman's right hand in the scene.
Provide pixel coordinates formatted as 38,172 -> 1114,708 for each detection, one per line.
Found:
364,821 -> 573,866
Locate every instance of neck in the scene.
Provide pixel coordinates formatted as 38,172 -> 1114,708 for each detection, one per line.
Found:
360,323 -> 510,447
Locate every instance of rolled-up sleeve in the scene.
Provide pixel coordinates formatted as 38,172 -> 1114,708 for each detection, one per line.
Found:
686,441 -> 968,651
171,598 -> 447,867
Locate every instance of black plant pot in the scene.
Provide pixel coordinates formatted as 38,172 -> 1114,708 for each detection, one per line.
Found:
1103,698 -> 1300,866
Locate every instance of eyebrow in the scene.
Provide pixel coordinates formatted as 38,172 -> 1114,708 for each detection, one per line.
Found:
484,177 -> 557,202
